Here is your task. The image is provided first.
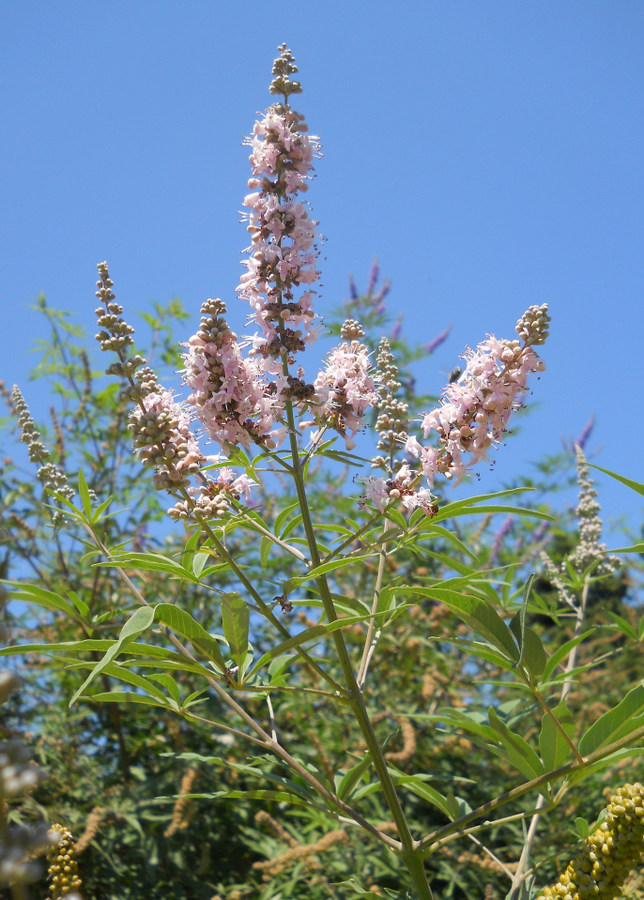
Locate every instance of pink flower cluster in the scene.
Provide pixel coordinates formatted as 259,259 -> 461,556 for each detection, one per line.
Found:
169,467 -> 257,521
406,335 -> 546,487
360,463 -> 436,514
237,106 -> 320,365
359,306 -> 549,515
182,299 -> 282,450
312,334 -> 378,450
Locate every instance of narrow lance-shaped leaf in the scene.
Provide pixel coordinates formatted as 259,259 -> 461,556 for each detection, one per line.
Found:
70,606 -> 156,706
539,700 -> 576,771
578,683 -> 644,756
154,603 -> 227,673
488,707 -> 544,780
222,593 -> 249,668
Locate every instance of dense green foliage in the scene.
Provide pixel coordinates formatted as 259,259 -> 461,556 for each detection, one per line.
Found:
1,285 -> 643,900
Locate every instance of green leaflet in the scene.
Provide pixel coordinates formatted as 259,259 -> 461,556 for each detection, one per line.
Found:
578,683 -> 644,756
70,606 -> 155,706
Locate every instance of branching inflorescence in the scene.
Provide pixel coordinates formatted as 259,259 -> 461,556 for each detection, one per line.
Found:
95,44 -> 550,527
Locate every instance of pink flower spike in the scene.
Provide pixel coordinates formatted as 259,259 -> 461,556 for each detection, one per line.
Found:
237,99 -> 322,363
408,306 -> 549,491
313,325 -> 378,449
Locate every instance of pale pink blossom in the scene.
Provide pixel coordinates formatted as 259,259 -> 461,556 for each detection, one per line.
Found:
358,462 -> 437,515
237,105 -> 321,363
181,298 -> 283,451
313,338 -> 378,449
408,332 -> 546,487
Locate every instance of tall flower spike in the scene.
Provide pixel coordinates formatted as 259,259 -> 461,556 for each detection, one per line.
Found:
237,45 -> 321,375
568,447 -> 620,576
406,305 -> 550,488
95,261 -> 150,395
358,338 -> 436,515
95,262 -> 206,496
11,386 -> 74,525
372,336 -> 410,472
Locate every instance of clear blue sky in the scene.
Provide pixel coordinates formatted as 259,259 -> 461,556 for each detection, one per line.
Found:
2,1 -> 643,539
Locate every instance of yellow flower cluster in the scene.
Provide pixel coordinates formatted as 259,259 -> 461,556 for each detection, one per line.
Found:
46,823 -> 82,899
538,783 -> 644,900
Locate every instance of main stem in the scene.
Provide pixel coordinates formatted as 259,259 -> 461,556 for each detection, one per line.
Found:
284,401 -> 434,900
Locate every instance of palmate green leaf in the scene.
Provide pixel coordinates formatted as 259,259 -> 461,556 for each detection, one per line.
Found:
511,573 -> 534,670
404,522 -> 480,562
447,638 -> 524,675
221,593 -> 249,668
509,612 -> 547,679
420,487 -> 554,525
605,611 -> 639,641
67,590 -> 89,618
168,752 -> 328,808
86,660 -> 177,707
147,671 -> 182,704
154,603 -> 227,673
578,683 -> 644,756
273,500 -> 300,537
70,606 -> 155,706
259,534 -> 272,569
539,700 -> 576,770
567,748 -> 644,787
334,879 -> 414,899
397,586 -> 519,662
488,708 -> 545,780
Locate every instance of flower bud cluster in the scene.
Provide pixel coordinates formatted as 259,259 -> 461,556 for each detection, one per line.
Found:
312,320 -> 378,450
182,298 -> 279,450
361,338 -> 437,514
96,265 -> 259,520
46,824 -> 83,899
95,262 -> 136,355
168,468 -> 255,522
11,386 -> 74,525
129,389 -> 205,493
269,43 -> 303,101
12,386 -> 49,464
237,45 -> 321,365
372,336 -> 410,469
515,303 -> 550,346
537,782 -> 644,900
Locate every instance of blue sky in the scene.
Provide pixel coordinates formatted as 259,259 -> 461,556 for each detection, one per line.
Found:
2,1 -> 643,539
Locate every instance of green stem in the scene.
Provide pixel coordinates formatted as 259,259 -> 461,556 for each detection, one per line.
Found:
284,400 -> 434,899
